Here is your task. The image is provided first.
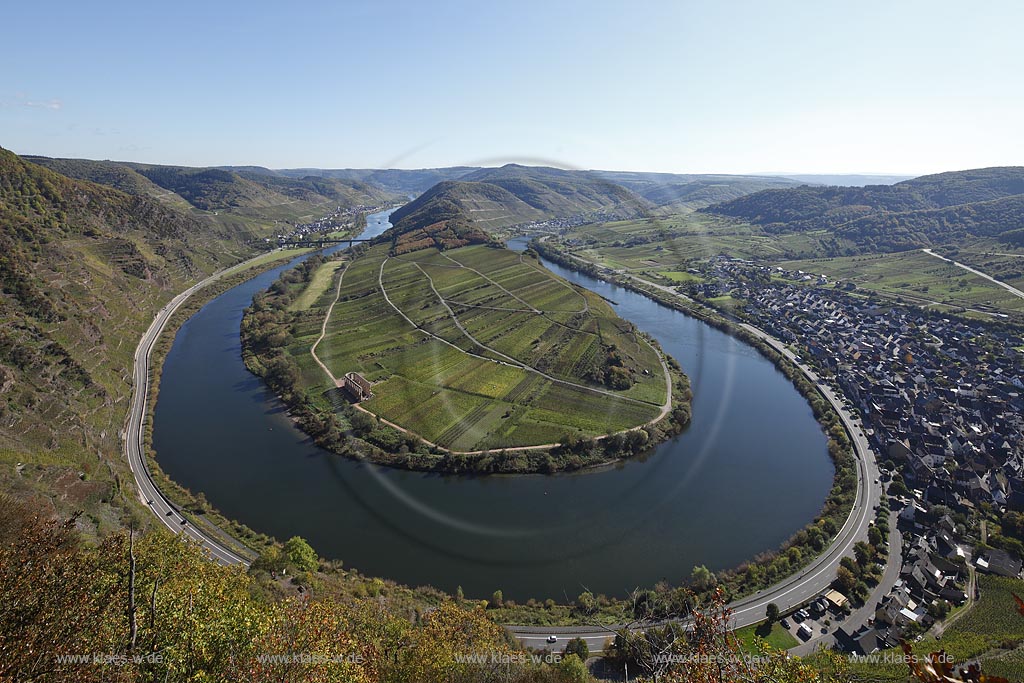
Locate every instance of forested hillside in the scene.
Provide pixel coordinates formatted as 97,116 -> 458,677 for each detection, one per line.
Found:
701,167 -> 1024,253
29,156 -> 394,215
590,170 -> 804,210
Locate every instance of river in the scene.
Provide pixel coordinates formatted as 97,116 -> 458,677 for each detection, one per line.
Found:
152,208 -> 832,601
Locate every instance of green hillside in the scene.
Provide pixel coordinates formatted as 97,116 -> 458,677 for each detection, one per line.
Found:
389,164 -> 650,234
0,148 -> 280,532
701,166 -> 1024,252
27,156 -> 397,239
590,170 -> 805,210
389,179 -> 546,232
460,164 -> 646,213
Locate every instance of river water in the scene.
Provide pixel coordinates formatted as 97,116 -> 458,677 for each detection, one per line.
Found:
152,209 -> 832,600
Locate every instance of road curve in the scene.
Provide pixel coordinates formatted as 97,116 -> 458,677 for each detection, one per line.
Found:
509,270 -> 885,652
122,252 -> 287,566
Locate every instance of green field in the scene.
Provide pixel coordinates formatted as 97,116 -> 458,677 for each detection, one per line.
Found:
561,213 -> 844,272
296,243 -> 668,451
288,259 -> 344,311
734,621 -> 798,654
780,251 -> 1024,319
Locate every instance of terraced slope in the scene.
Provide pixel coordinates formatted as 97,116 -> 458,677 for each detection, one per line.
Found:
306,243 -> 668,451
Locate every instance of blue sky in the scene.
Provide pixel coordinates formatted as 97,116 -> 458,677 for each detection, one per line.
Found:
3,0 -> 1021,174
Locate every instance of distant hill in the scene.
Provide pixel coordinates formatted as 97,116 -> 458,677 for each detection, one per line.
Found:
389,180 -> 543,233
389,164 -> 649,234
222,165 -> 811,211
0,148 -> 264,528
768,174 -> 914,187
24,156 -> 196,212
459,164 -> 644,213
29,156 -> 395,216
590,170 -> 805,210
700,167 -> 1024,252
259,166 -> 481,195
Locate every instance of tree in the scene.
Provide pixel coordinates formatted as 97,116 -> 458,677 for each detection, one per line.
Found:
868,525 -> 884,547
889,475 -> 909,497
350,410 -> 377,436
489,589 -> 503,609
766,603 -> 780,623
853,541 -> 874,568
284,536 -> 319,572
690,564 -> 716,591
564,636 -> 589,661
836,566 -> 857,593
253,546 -> 286,573
558,653 -> 590,682
575,591 -> 597,615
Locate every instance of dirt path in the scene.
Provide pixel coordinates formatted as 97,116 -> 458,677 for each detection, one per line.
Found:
309,260 -> 348,386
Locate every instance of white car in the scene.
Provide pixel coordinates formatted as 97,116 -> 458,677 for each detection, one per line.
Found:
546,635 -> 558,644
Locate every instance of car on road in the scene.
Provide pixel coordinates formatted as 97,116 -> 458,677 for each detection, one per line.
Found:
546,635 -> 558,644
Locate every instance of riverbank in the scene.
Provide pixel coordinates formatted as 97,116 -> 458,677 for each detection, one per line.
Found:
141,249 -> 315,557
507,238 -> 861,622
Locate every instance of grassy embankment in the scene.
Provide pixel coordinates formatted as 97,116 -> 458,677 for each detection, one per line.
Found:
140,248 -> 310,557
734,621 -> 799,653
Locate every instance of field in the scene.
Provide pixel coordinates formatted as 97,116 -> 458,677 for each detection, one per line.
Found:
293,242 -> 668,451
562,213 -> 845,272
780,251 -> 1024,320
733,621 -> 798,654
288,260 -> 344,311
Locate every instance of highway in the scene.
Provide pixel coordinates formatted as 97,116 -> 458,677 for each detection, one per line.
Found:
509,272 -> 887,653
121,252 -> 288,567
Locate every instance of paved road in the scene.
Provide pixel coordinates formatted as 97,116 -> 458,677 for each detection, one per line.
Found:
122,253 -> 283,566
922,248 -> 1024,301
511,271 -> 889,652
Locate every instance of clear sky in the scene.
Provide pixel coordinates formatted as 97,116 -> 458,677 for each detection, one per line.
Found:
3,0 -> 1021,175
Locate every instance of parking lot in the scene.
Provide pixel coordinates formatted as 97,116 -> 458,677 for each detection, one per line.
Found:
781,597 -> 847,644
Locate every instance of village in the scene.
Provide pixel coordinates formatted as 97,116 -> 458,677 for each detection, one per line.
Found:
268,203 -> 390,246
677,257 -> 1024,655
